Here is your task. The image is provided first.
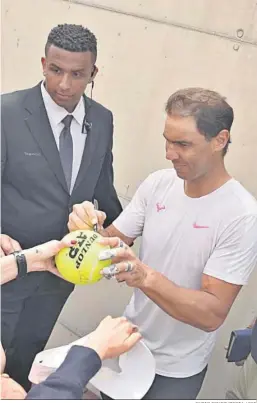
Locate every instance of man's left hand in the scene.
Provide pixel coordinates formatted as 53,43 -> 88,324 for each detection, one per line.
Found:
98,237 -> 151,288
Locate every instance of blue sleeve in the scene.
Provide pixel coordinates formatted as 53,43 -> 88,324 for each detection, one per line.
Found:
26,346 -> 102,400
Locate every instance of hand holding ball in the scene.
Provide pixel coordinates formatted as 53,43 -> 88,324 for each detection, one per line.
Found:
55,230 -> 111,284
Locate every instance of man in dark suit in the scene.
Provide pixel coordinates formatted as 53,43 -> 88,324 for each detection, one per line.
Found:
1,24 -> 122,390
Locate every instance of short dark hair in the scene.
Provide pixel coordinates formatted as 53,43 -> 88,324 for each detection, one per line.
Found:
45,24 -> 97,60
165,88 -> 234,155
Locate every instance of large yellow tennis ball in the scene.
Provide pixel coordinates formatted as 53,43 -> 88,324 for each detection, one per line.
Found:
55,230 -> 111,285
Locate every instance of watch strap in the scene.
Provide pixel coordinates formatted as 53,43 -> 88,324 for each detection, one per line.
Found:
12,251 -> 28,278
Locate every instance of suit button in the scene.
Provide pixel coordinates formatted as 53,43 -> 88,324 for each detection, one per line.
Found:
68,206 -> 72,213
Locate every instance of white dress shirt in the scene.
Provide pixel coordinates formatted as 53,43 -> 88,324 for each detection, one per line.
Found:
41,82 -> 87,193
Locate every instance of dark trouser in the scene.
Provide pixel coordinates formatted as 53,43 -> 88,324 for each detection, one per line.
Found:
1,272 -> 73,392
101,366 -> 207,400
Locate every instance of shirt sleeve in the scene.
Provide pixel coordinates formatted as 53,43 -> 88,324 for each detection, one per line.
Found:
112,175 -> 154,239
203,214 -> 257,285
26,346 -> 101,400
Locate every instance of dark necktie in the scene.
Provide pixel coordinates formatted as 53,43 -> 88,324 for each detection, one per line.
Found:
59,115 -> 73,191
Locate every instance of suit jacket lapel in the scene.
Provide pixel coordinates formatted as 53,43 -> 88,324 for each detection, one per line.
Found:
72,96 -> 101,193
24,83 -> 68,193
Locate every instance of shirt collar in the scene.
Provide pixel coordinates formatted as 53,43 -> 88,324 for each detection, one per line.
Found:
41,82 -> 84,128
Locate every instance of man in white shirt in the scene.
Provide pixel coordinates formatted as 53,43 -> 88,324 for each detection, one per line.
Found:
68,88 -> 257,399
1,24 -> 121,391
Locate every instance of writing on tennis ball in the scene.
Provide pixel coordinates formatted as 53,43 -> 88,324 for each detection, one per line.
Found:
55,230 -> 111,284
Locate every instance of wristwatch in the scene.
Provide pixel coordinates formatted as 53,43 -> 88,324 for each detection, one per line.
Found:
12,251 -> 28,278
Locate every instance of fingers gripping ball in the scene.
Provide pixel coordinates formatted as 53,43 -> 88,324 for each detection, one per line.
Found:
55,230 -> 111,285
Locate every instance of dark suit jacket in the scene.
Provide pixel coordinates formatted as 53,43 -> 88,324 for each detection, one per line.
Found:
1,82 -> 122,250
26,345 -> 101,399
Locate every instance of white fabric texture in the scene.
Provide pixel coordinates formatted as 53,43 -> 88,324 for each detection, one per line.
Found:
113,169 -> 257,377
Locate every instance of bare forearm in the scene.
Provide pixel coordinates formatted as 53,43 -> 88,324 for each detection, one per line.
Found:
99,224 -> 134,246
141,270 -> 228,332
1,250 -> 39,285
1,254 -> 18,284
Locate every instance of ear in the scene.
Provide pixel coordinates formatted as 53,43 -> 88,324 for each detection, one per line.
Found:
213,130 -> 230,153
89,65 -> 98,83
41,57 -> 47,75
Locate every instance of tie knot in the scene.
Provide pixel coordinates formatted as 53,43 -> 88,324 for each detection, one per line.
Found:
62,115 -> 73,128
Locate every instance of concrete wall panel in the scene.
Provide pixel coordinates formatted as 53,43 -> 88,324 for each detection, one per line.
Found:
2,0 -> 257,398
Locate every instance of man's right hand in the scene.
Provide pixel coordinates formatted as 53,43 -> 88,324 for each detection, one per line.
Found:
68,201 -> 106,232
0,234 -> 22,257
77,316 -> 142,360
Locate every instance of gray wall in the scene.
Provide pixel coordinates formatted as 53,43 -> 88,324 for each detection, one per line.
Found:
2,0 -> 257,398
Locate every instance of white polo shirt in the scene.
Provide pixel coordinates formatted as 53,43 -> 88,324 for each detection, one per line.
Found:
113,169 -> 257,377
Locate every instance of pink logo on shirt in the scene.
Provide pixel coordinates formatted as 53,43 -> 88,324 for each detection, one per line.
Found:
156,203 -> 166,213
193,222 -> 209,229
